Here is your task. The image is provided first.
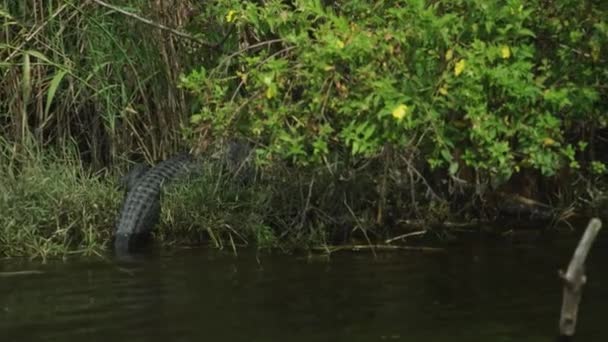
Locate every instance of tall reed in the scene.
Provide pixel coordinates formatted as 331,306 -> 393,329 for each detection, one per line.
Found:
1,0 -> 212,167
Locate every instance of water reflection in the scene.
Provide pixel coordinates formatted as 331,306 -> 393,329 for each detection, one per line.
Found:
1,234 -> 607,342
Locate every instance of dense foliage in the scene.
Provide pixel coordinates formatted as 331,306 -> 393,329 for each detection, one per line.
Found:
184,0 -> 607,185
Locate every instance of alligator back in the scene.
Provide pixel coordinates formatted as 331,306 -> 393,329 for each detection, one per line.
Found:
119,163 -> 150,192
225,140 -> 254,183
115,153 -> 194,252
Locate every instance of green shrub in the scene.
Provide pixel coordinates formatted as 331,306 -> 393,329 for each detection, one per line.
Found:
183,0 -> 607,185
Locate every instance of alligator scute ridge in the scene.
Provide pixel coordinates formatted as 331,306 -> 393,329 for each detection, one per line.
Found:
119,163 -> 150,192
114,152 -> 194,253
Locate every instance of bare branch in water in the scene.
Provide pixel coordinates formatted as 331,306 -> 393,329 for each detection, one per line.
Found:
557,218 -> 602,341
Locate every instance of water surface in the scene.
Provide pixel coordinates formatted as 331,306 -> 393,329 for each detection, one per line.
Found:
1,233 -> 607,341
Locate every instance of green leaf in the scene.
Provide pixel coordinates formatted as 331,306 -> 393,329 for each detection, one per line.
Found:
518,28 -> 536,38
45,69 -> 67,118
0,9 -> 14,19
25,50 -> 53,64
448,161 -> 459,175
363,124 -> 376,139
190,114 -> 203,124
440,149 -> 452,162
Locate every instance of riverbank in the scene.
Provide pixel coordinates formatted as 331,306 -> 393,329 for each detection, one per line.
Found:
2,1 -> 607,259
1,146 -> 605,259
0,146 -> 266,259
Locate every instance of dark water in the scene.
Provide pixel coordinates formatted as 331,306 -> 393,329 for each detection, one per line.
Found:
1,233 -> 607,342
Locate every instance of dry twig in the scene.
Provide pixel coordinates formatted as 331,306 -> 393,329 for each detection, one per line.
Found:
385,230 -> 427,244
91,0 -> 233,49
312,244 -> 443,254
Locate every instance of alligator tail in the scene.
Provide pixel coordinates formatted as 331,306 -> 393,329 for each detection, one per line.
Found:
114,152 -> 194,254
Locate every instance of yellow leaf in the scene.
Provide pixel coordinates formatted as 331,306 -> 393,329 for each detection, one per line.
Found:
391,104 -> 409,120
237,71 -> 248,83
266,85 -> 277,99
543,137 -> 555,147
501,45 -> 511,59
225,10 -> 237,23
336,39 -> 345,49
454,59 -> 466,76
262,75 -> 273,86
439,85 -> 448,96
445,49 -> 454,61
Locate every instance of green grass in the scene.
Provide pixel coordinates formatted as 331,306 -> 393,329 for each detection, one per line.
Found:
0,142 -> 386,259
0,145 -> 119,259
0,142 -> 291,259
159,160 -> 273,250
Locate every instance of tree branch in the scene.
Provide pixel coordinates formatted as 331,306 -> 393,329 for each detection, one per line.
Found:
90,0 -> 233,49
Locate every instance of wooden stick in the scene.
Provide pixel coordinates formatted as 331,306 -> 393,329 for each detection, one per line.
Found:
312,244 -> 444,254
557,218 -> 602,341
385,230 -> 427,244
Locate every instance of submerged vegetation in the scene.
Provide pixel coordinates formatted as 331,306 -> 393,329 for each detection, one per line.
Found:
0,0 -> 607,258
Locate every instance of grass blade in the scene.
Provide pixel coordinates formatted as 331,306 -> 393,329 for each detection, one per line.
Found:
44,69 -> 67,117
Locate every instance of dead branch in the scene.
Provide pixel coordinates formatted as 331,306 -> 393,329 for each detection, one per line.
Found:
91,0 -> 233,49
312,244 -> 444,254
557,218 -> 602,341
385,230 -> 427,244
395,219 -> 488,230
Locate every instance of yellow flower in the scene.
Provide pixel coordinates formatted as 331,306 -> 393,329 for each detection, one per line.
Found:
501,45 -> 511,59
391,104 -> 409,120
445,49 -> 454,61
454,59 -> 466,76
226,10 -> 237,23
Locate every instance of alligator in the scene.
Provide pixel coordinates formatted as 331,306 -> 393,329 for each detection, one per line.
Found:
225,139 -> 254,183
114,141 -> 254,254
119,163 -> 150,191
114,152 -> 195,254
